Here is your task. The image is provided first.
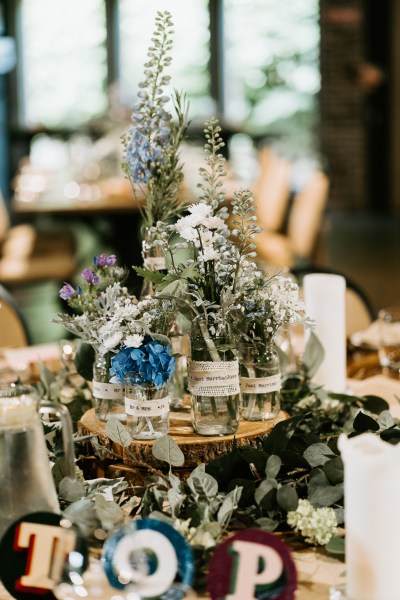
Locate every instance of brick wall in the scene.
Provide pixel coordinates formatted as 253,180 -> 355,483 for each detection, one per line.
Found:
319,1 -> 367,210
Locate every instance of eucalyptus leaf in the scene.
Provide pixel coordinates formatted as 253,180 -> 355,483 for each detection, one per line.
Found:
377,410 -> 396,430
63,499 -> 99,538
59,477 -> 86,503
353,411 -> 380,433
323,456 -> 344,485
254,478 -> 278,506
266,455 -> 282,479
325,535 -> 345,556
303,443 -> 336,467
217,487 -> 242,526
361,395 -> 389,415
302,331 -> 324,378
308,469 -> 343,507
276,486 -> 299,512
149,510 -> 174,525
187,471 -> 218,500
152,435 -> 184,467
256,517 -> 279,532
167,488 -> 186,518
105,419 -> 132,448
94,495 -> 124,530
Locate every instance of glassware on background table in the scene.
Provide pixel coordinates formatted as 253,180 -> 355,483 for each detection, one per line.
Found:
0,383 -> 75,539
378,306 -> 400,371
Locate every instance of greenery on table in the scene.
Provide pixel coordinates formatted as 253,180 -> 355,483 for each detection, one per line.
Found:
38,331 -> 400,578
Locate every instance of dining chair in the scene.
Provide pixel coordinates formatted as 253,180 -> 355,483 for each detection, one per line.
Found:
0,193 -> 76,286
292,266 -> 376,337
0,284 -> 30,347
253,147 -> 292,233
254,170 -> 330,268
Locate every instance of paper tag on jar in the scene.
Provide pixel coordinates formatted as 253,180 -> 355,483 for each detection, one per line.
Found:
240,375 -> 281,394
143,256 -> 166,270
188,360 -> 240,396
93,381 -> 124,400
125,394 -> 170,417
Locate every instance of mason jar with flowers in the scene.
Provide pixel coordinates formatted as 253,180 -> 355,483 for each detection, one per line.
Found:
55,254 -> 176,424
137,119 -> 263,436
234,274 -> 303,421
121,10 -> 189,300
109,336 -> 176,439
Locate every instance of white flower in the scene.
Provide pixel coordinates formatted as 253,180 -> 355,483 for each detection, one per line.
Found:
287,499 -> 338,546
202,216 -> 225,230
103,331 -> 123,350
125,334 -> 144,348
198,247 -> 220,262
177,226 -> 198,241
187,202 -> 212,218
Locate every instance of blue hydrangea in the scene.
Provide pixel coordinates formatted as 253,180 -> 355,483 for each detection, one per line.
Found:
110,339 -> 176,389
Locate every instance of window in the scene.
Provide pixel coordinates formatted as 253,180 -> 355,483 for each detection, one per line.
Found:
19,0 -> 107,128
14,0 -> 320,152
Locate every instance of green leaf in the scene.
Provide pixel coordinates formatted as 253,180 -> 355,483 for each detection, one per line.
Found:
227,478 -> 255,507
353,411 -> 380,433
94,495 -> 124,530
187,471 -> 218,500
302,331 -> 324,377
362,395 -> 390,415
63,499 -> 99,538
266,455 -> 281,479
239,446 -> 267,474
256,517 -> 279,532
254,478 -> 278,507
303,443 -> 335,467
325,535 -> 345,556
323,456 -> 344,485
276,486 -> 298,512
59,477 -> 86,503
39,358 -> 57,395
167,488 -> 186,518
377,410 -> 396,430
308,469 -> 344,507
105,418 -> 132,448
152,435 -> 184,467
181,263 -> 201,280
133,266 -> 165,284
262,415 -> 304,455
217,487 -> 242,526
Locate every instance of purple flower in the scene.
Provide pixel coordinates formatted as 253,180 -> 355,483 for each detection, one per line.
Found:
59,283 -> 77,301
81,269 -> 100,284
94,254 -> 116,268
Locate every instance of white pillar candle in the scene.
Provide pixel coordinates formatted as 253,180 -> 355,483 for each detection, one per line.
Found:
339,433 -> 400,600
303,273 -> 346,392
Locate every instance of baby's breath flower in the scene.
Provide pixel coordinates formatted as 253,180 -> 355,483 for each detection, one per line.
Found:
287,499 -> 338,546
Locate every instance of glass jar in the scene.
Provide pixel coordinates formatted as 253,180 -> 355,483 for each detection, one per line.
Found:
239,341 -> 281,421
189,317 -> 240,436
124,377 -> 170,440
93,351 -> 125,421
140,226 -> 166,299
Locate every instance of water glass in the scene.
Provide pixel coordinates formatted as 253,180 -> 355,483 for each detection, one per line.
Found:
378,307 -> 400,371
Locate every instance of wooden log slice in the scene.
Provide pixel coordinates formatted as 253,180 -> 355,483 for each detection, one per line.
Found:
78,407 -> 288,471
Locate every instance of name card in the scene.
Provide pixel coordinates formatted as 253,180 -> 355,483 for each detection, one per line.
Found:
125,394 -> 170,417
240,374 -> 281,394
93,380 -> 123,400
207,530 -> 297,600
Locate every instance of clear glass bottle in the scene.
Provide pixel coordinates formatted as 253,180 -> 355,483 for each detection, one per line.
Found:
124,376 -> 170,440
92,351 -> 125,421
239,341 -> 281,421
140,227 -> 166,299
189,317 -> 240,436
